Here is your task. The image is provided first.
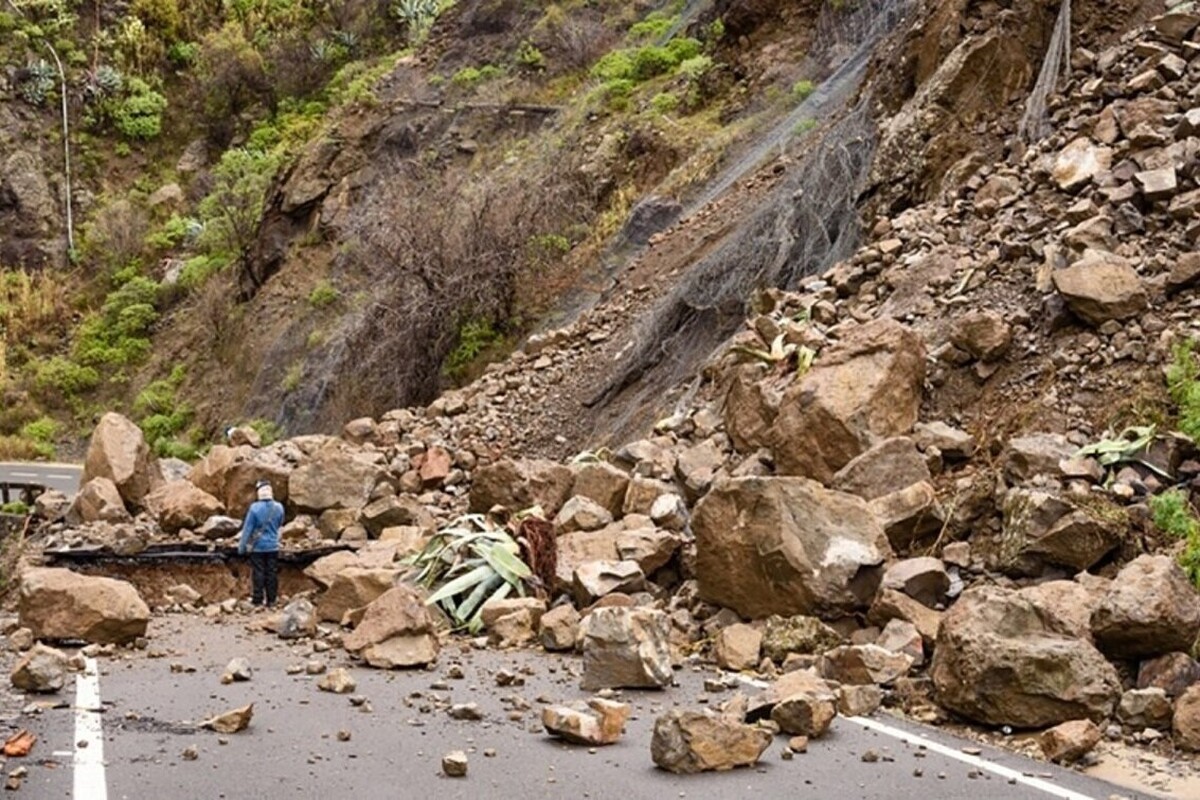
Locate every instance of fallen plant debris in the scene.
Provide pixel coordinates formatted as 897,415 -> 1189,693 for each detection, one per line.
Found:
2,730 -> 36,757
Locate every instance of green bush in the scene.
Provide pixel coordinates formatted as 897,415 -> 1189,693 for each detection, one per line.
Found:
1151,489 -> 1200,586
678,55 -> 712,81
73,275 -> 160,368
651,92 -> 679,114
591,50 -> 635,81
1168,340 -> 1200,441
632,46 -> 675,80
792,79 -> 816,101
0,501 -> 30,516
113,78 -> 168,140
135,365 -> 196,458
451,64 -> 503,87
245,418 -> 283,445
19,417 -> 59,459
629,14 -> 675,40
35,357 -> 101,397
444,319 -> 503,379
515,41 -> 545,70
665,38 -> 703,63
308,280 -> 339,308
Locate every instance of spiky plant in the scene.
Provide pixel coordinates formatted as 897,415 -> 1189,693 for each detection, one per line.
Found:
408,514 -> 534,632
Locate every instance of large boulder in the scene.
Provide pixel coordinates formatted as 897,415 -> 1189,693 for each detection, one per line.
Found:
359,495 -> 434,537
693,477 -> 891,619
771,319 -> 925,483
580,607 -> 672,690
342,584 -> 439,668
713,623 -> 763,671
1175,685 -> 1200,752
1052,138 -> 1112,192
315,568 -> 399,623
82,412 -> 158,509
831,437 -> 931,501
288,446 -> 384,513
1090,555 -> 1200,660
555,528 -> 621,592
189,445 -> 293,519
19,568 -> 149,645
723,364 -> 780,453
998,490 -> 1122,574
468,458 -> 573,515
650,710 -> 772,773
569,462 -> 629,516
67,477 -> 131,524
1052,249 -> 1147,326
930,586 -> 1120,727
143,480 -> 224,533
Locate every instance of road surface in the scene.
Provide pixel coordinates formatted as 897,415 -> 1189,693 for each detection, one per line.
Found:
6,615 -> 1165,800
0,462 -> 83,499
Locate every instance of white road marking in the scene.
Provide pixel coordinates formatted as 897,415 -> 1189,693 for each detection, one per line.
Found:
9,472 -> 37,479
844,715 -> 1097,800
732,675 -> 1096,800
73,657 -> 108,800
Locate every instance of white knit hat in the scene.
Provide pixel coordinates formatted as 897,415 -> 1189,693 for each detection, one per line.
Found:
256,480 -> 273,501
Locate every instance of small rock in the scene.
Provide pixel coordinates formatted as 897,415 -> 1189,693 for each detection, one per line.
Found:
442,751 -> 468,777
1040,719 -> 1101,764
318,668 -> 357,694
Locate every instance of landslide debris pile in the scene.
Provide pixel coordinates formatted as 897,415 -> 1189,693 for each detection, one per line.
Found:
10,4 -> 1200,784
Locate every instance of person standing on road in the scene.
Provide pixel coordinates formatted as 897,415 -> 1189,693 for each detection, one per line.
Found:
238,479 -> 284,607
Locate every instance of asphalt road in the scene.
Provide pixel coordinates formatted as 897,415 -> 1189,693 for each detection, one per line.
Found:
0,462 -> 83,499
7,615 -> 1158,800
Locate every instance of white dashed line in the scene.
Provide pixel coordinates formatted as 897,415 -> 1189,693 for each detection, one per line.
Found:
844,714 -> 1097,800
73,657 -> 108,800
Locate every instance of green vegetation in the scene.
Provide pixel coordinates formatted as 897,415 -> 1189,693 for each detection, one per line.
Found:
0,501 -> 30,516
244,418 -> 283,445
408,514 -> 534,632
792,79 -> 816,101
451,64 -> 503,87
1150,489 -> 1200,586
134,364 -> 199,459
443,319 -> 503,380
110,77 -> 167,140
651,91 -> 679,114
514,41 -> 545,70
1167,340 -> 1200,441
19,417 -> 58,459
308,280 -> 339,308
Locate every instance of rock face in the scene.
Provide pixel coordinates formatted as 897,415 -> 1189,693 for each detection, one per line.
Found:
143,481 -> 225,533
19,568 -> 150,645
1090,555 -> 1200,660
771,319 -> 925,482
693,477 -> 891,619
580,607 -> 672,690
930,586 -> 1120,728
650,710 -> 772,774
342,585 -> 438,668
1052,250 -> 1147,325
10,643 -> 69,693
83,412 -> 158,509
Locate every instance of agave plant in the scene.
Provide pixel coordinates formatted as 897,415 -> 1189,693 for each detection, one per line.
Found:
19,59 -> 56,106
82,64 -> 123,102
408,514 -> 534,632
1075,425 -> 1170,478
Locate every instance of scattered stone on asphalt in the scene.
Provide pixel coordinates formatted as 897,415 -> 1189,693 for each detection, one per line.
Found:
442,751 -> 468,777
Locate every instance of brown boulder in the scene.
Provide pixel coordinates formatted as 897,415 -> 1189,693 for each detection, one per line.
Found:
819,644 -> 913,685
143,480 -> 224,533
771,319 -> 925,483
68,477 -> 131,524
930,586 -> 1120,728
570,462 -> 629,516
693,476 -> 891,619
542,699 -> 631,746
19,568 -> 149,645
831,437 -> 931,501
1052,249 -> 1147,326
949,310 -> 1012,361
712,623 -> 763,671
1174,685 -> 1200,751
771,691 -> 837,738
999,490 -> 1121,575
342,584 -> 438,668
538,604 -> 581,651
289,446 -> 384,513
82,412 -> 158,509
650,710 -> 772,774
1039,719 -> 1101,764
316,568 -> 399,623
1137,652 -> 1200,698
468,458 -> 573,515
580,607 -> 672,690
1090,555 -> 1200,660
723,364 -> 780,453
188,445 -> 292,519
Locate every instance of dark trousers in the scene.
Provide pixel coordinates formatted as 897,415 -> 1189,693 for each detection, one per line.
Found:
249,551 -> 279,605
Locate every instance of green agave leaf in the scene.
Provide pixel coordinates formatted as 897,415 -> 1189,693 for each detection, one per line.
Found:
455,572 -> 504,626
426,563 -> 493,607
483,542 -> 532,583
465,580 -> 514,633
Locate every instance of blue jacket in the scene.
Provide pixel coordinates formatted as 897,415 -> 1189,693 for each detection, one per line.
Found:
238,499 -> 284,554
